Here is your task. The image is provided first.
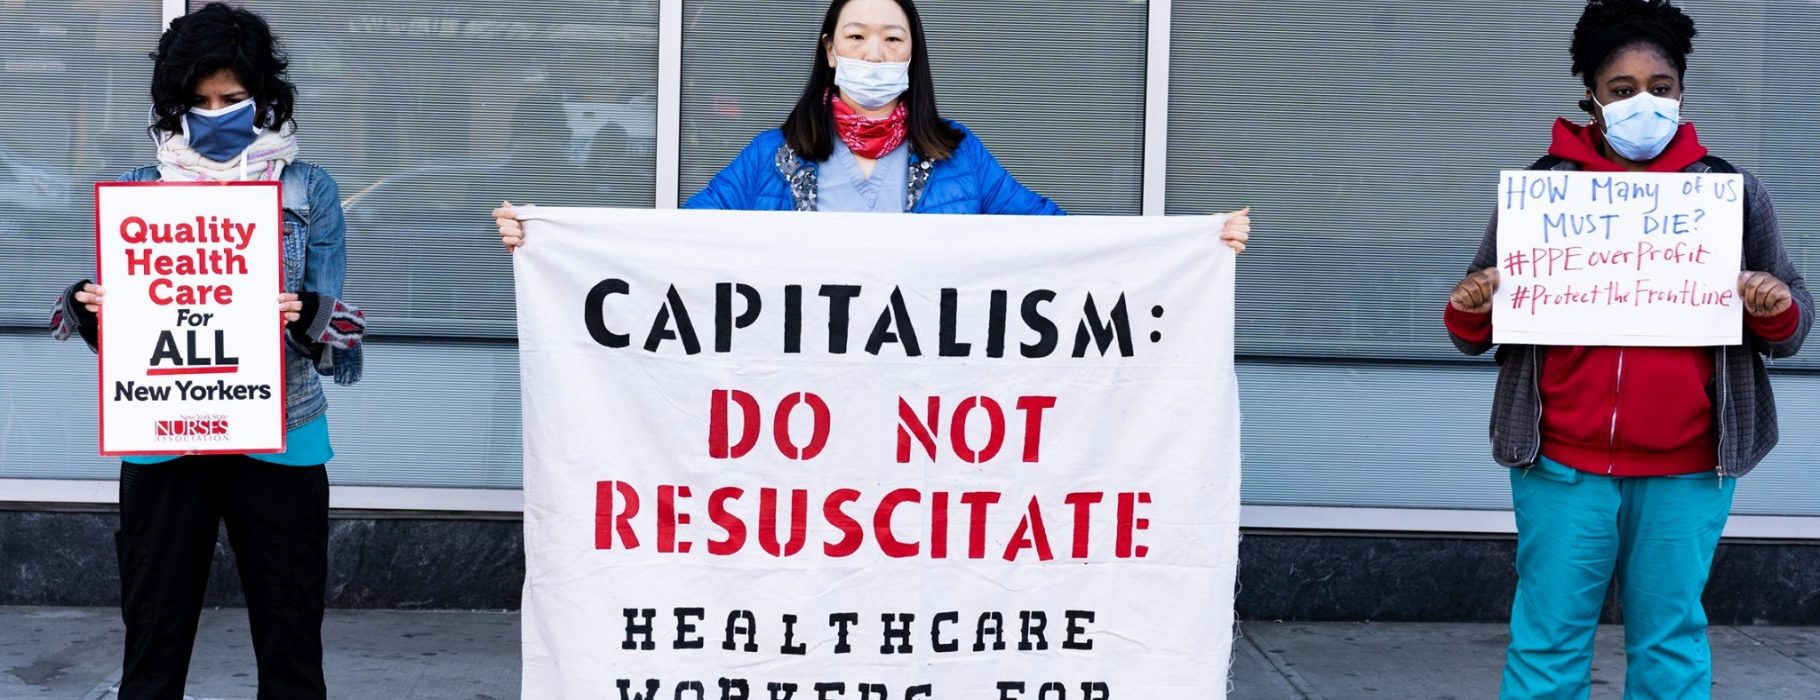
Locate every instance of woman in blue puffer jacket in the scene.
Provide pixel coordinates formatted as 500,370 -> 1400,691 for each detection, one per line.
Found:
497,0 -> 1251,249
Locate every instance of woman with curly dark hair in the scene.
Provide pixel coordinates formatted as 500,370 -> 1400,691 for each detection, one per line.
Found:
1444,1 -> 1809,696
49,3 -> 365,698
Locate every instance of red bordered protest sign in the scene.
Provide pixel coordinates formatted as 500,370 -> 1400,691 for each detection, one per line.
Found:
95,181 -> 287,456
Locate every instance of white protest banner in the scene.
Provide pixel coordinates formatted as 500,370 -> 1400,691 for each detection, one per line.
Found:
96,182 -> 285,455
514,208 -> 1239,699
1494,170 -> 1744,346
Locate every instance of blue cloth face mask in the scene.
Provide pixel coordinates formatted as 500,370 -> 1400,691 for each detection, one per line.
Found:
1596,93 -> 1682,161
834,56 -> 910,110
182,98 -> 262,163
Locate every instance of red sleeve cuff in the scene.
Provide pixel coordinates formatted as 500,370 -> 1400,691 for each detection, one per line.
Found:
1444,303 -> 1493,345
1746,303 -> 1801,343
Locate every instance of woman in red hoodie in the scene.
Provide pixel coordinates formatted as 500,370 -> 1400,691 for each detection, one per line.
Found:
1445,1 -> 1810,697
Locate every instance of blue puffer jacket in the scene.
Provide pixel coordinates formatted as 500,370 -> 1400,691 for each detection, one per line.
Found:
684,121 -> 1066,215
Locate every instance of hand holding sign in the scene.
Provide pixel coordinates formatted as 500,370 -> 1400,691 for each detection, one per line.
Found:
1739,271 -> 1793,317
74,283 -> 106,314
1451,268 -> 1501,314
280,293 -> 303,323
494,200 -> 527,251
1219,208 -> 1251,254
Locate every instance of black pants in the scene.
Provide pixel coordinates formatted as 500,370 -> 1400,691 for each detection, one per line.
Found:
116,455 -> 329,700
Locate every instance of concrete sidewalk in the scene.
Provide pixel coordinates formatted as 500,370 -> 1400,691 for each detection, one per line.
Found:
1229,621 -> 1820,698
1,607 -> 517,699
5,607 -> 1820,699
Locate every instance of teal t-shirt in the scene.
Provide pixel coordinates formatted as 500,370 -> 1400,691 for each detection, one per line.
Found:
121,415 -> 333,467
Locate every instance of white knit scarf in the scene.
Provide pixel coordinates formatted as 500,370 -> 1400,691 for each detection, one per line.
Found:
156,125 -> 299,182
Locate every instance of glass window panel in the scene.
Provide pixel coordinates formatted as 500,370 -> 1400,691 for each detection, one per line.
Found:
680,0 -> 1147,215
1167,1 -> 1820,364
0,1 -> 162,329
196,0 -> 660,338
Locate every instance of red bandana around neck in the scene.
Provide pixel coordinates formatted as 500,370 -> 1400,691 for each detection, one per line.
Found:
830,96 -> 908,160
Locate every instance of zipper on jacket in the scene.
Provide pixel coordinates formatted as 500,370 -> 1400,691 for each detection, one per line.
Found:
1527,346 -> 1543,464
1608,349 -> 1625,474
1715,346 -> 1729,485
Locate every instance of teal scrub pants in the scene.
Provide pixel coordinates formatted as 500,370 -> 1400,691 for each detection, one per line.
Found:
1501,458 -> 1735,700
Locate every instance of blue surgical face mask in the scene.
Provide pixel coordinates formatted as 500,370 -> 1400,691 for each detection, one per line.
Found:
182,98 -> 262,163
833,56 -> 910,110
1596,92 -> 1682,161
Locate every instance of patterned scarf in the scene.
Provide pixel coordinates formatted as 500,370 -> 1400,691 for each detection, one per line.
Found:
830,95 -> 908,160
156,125 -> 299,182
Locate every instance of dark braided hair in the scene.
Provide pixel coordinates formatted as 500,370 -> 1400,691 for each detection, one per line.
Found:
1570,0 -> 1697,90
148,2 -> 297,137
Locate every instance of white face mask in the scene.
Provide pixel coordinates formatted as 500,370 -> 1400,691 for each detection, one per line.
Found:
1595,92 -> 1682,161
834,56 -> 910,110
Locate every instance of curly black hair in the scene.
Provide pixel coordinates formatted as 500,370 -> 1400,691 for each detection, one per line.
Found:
1570,0 -> 1697,89
148,2 -> 296,137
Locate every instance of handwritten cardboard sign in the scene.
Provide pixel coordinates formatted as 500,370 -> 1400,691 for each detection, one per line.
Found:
96,182 -> 286,455
1494,170 -> 1744,346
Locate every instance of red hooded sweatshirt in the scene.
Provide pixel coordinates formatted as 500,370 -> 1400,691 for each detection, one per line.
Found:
1447,119 -> 1801,476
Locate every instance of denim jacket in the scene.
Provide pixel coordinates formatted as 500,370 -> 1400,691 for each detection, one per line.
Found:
51,161 -> 366,430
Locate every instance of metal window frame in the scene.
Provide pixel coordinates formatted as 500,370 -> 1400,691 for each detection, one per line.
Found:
1141,0 -> 1171,216
656,0 -> 684,207
1,478 -> 522,513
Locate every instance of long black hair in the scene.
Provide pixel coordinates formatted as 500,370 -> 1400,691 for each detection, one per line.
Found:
1570,0 -> 1697,90
780,0 -> 963,162
148,2 -> 297,137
